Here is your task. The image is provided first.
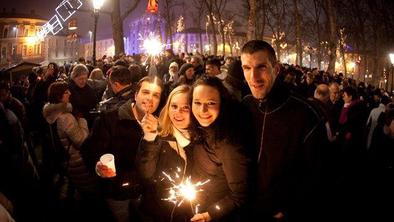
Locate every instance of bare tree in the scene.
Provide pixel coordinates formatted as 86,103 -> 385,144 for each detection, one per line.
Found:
111,0 -> 141,55
212,0 -> 229,55
323,0 -> 337,74
247,0 -> 257,40
256,0 -> 267,39
204,0 -> 218,55
266,0 -> 289,62
191,0 -> 206,53
293,0 -> 302,66
301,0 -> 324,70
162,0 -> 182,51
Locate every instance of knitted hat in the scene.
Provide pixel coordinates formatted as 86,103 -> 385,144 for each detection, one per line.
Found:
178,63 -> 194,76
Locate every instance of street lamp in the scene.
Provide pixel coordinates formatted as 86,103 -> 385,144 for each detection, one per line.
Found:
92,0 -> 105,66
389,53 -> 394,93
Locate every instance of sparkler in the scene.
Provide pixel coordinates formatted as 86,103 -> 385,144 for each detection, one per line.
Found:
162,171 -> 210,214
141,32 -> 165,57
139,32 -> 166,76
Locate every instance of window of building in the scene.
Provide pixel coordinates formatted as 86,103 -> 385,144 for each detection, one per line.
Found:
1,47 -> 6,59
3,28 -> 8,38
24,29 -> 28,37
12,45 -> 16,55
23,45 -> 27,56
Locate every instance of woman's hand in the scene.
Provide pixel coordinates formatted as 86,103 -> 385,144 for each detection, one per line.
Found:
141,113 -> 159,141
190,212 -> 211,222
95,161 -> 116,178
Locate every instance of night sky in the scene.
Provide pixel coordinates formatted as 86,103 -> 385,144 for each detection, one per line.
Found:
0,0 -> 148,40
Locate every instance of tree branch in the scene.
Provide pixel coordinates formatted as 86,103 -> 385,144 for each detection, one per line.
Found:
121,0 -> 141,21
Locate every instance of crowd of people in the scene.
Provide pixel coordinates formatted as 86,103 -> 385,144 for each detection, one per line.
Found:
1,40 -> 393,222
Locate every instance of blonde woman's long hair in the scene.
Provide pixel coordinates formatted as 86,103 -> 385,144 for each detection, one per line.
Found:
158,85 -> 191,137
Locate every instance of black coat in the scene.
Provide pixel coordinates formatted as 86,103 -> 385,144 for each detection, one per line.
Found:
137,137 -> 193,222
191,128 -> 250,222
80,100 -> 143,200
242,75 -> 327,221
68,80 -> 98,124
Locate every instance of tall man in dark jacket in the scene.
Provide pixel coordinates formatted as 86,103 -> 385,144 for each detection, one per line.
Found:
81,76 -> 163,222
240,40 -> 327,222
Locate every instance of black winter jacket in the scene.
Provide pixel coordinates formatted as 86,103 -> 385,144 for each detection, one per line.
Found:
137,137 -> 193,222
81,100 -> 143,200
242,75 -> 327,221
191,128 -> 250,222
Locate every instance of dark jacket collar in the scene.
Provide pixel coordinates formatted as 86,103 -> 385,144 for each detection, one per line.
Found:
117,99 -> 137,121
116,85 -> 134,99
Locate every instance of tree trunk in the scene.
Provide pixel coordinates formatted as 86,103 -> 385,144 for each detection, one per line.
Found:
111,0 -> 124,55
205,0 -> 218,55
258,0 -> 266,40
247,0 -> 257,40
199,32 -> 203,54
209,14 -> 218,55
324,0 -> 337,74
293,0 -> 302,66
221,24 -> 226,55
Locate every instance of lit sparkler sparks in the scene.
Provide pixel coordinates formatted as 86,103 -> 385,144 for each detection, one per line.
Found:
162,171 -> 210,214
142,32 -> 165,57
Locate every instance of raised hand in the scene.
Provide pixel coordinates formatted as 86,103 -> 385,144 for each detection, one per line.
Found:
141,112 -> 159,141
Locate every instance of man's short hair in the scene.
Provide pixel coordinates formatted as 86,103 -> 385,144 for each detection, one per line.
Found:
135,76 -> 164,94
241,40 -> 277,65
70,64 -> 89,79
128,64 -> 143,84
315,84 -> 329,98
205,58 -> 222,69
110,65 -> 132,85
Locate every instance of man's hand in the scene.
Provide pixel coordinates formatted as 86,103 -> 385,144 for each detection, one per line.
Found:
273,211 -> 285,221
190,212 -> 211,222
95,161 -> 116,178
141,113 -> 159,141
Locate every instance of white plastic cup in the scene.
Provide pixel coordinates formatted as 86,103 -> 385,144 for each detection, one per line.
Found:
100,153 -> 116,174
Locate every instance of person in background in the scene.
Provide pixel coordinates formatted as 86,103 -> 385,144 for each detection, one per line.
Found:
87,68 -> 107,102
205,58 -> 225,80
98,65 -> 134,113
176,63 -> 196,87
68,64 -> 98,127
328,82 -> 343,134
190,56 -> 204,78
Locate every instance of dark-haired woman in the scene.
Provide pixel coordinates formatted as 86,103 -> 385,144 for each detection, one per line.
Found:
189,76 -> 250,222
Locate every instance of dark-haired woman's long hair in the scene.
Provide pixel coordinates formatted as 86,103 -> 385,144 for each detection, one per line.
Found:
191,75 -> 251,146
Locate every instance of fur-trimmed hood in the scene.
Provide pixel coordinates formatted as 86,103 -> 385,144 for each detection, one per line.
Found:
43,102 -> 73,124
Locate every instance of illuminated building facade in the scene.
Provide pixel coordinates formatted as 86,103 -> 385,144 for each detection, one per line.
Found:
126,0 -> 165,55
0,9 -> 80,68
83,38 -> 115,60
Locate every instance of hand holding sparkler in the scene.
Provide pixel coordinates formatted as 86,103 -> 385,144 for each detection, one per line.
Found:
141,112 -> 159,141
162,173 -> 210,215
190,212 -> 211,222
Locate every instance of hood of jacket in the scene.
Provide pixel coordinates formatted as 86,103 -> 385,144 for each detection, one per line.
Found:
43,102 -> 73,124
